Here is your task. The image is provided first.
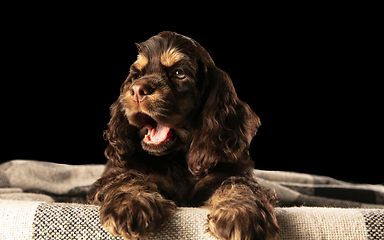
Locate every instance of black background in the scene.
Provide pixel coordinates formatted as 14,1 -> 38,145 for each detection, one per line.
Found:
2,5 -> 382,184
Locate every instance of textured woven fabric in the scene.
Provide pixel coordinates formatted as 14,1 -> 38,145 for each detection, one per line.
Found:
1,200 -> 383,240
32,203 -> 216,240
361,209 -> 384,240
0,200 -> 41,239
275,207 -> 368,240
33,203 -> 122,240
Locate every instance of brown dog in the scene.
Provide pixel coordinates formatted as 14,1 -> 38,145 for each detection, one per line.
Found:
88,31 -> 279,240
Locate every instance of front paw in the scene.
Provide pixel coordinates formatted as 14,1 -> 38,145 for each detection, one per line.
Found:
207,200 -> 279,240
99,191 -> 176,240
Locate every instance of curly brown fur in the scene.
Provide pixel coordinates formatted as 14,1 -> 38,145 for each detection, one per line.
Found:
88,31 -> 278,240
206,176 -> 279,240
88,168 -> 177,239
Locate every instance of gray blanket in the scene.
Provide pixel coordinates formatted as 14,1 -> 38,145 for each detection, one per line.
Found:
1,160 -> 383,240
1,160 -> 383,208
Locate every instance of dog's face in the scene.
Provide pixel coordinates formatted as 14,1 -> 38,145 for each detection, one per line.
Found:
108,31 -> 260,175
120,32 -> 203,156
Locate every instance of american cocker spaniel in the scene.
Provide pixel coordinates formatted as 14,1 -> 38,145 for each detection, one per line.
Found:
88,31 -> 279,240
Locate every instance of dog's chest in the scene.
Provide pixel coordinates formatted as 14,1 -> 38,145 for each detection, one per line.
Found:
147,168 -> 200,206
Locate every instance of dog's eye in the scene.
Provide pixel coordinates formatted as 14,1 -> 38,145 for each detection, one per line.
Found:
174,69 -> 185,79
132,74 -> 141,80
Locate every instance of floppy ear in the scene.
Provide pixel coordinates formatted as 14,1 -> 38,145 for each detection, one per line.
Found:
103,96 -> 141,169
187,67 -> 261,176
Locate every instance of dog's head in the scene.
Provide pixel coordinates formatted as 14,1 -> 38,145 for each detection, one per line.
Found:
105,31 -> 260,175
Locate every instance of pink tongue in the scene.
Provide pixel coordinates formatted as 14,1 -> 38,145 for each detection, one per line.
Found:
144,123 -> 172,144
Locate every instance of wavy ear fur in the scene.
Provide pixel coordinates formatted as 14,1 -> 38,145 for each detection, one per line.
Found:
103,98 -> 141,169
188,67 -> 261,176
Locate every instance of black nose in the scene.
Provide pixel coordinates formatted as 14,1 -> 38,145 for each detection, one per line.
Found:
130,83 -> 154,102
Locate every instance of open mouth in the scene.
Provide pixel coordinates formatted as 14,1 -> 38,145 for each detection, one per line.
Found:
135,113 -> 173,145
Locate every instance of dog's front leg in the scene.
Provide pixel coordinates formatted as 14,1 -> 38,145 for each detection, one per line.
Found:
205,176 -> 279,240
88,169 -> 177,240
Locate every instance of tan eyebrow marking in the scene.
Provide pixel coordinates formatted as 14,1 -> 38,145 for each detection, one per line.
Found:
132,53 -> 148,71
160,48 -> 184,67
